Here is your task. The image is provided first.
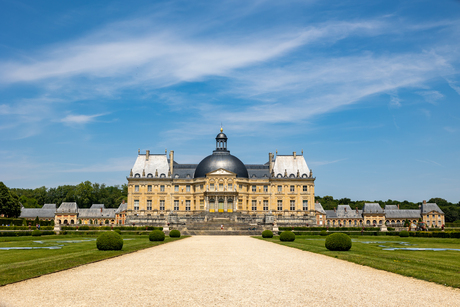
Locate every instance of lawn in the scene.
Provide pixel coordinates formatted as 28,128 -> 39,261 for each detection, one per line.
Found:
0,234 -> 185,286
259,235 -> 460,288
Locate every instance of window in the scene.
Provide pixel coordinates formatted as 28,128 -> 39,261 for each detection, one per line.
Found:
219,184 -> 223,191
210,183 -> 214,190
263,200 -> 268,211
238,199 -> 243,210
303,200 -> 308,211
252,185 -> 256,192
135,185 -> 139,192
147,200 -> 152,210
252,200 -> 257,211
174,185 -> 179,192
303,185 -> 308,192
186,200 -> 191,211
239,184 -> 242,190
147,185 -> 152,192
290,200 -> 295,211
228,184 -> 232,190
200,184 -> 203,190
134,200 -> 139,210
160,185 -> 165,192
160,200 -> 165,211
200,199 -> 204,210
290,185 -> 295,192
277,200 -> 283,211
174,200 -> 179,211
263,185 -> 268,192
186,185 -> 190,192
278,185 -> 282,192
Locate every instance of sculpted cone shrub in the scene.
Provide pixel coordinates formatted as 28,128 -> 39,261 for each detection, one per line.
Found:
279,231 -> 295,242
325,233 -> 352,251
149,230 -> 165,241
96,231 -> 123,251
262,230 -> 273,238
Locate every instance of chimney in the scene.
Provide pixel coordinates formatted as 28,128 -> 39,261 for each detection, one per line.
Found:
334,207 -> 336,212
100,208 -> 102,213
169,150 -> 174,177
146,150 -> 150,161
423,200 -> 426,204
293,151 -> 296,159
269,152 -> 274,174
356,207 -> 358,213
398,204 -> 400,209
122,200 -> 125,204
316,200 -> 319,204
344,207 -> 347,212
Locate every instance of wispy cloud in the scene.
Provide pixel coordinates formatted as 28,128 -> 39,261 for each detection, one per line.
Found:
60,113 -> 108,125
416,159 -> 443,167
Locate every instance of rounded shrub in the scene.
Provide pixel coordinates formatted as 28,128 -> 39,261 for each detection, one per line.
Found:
320,230 -> 327,236
169,229 -> 181,238
279,231 -> 295,242
149,230 -> 165,241
114,229 -> 121,235
399,230 -> 410,237
262,230 -> 273,238
325,233 -> 352,251
79,225 -> 90,230
96,231 -> 123,251
32,229 -> 42,236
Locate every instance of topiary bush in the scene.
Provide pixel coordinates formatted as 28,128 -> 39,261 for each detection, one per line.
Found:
169,229 -> 181,238
32,229 -> 42,236
114,229 -> 121,235
279,231 -> 295,242
96,231 -> 123,250
262,230 -> 273,238
320,230 -> 327,236
399,230 -> 410,237
149,230 -> 165,241
325,233 -> 352,251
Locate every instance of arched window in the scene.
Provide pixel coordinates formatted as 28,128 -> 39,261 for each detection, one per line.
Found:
134,173 -> 140,178
147,173 -> 153,178
366,220 -> 370,225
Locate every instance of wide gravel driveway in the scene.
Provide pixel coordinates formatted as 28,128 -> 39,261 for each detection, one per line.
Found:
1,236 -> 459,306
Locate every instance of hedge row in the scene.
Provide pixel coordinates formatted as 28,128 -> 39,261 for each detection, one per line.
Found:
61,226 -> 163,231
279,227 -> 381,231
0,218 -> 24,226
0,226 -> 54,230
0,231 -> 55,237
286,230 -> 460,238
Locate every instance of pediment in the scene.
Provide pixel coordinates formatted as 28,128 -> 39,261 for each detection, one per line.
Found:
206,168 -> 236,176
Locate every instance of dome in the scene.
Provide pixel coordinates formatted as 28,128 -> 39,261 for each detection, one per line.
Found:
194,152 -> 248,178
194,128 -> 248,178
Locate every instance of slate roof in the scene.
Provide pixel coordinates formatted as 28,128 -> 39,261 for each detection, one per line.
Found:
78,208 -> 117,219
335,205 -> 362,218
314,202 -> 326,214
384,205 -> 399,210
385,210 -> 421,219
421,203 -> 444,214
362,203 -> 384,214
272,155 -> 310,178
132,154 -> 170,178
115,202 -> 128,214
172,163 -> 197,179
56,202 -> 78,213
90,204 -> 105,209
246,164 -> 270,179
19,204 -> 56,219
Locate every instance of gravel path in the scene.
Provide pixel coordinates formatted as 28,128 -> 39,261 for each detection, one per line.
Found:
1,236 -> 459,306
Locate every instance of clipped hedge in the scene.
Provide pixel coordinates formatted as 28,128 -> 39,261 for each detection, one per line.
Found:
262,230 -> 273,238
96,231 -> 123,250
280,231 -> 295,242
149,230 -> 165,241
169,230 -> 181,238
320,230 -> 327,236
31,230 -> 42,236
399,230 -> 410,237
325,233 -> 352,251
279,226 -> 380,232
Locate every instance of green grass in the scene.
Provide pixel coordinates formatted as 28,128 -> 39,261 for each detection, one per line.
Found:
0,234 -> 186,286
259,235 -> 460,288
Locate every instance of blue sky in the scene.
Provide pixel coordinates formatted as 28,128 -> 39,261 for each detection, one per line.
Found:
1,0 -> 459,203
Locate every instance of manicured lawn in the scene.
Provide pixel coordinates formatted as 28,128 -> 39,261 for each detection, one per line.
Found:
0,234 -> 185,286
259,235 -> 460,288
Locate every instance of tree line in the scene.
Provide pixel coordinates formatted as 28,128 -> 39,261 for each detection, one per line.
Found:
8,181 -> 127,210
315,196 -> 460,223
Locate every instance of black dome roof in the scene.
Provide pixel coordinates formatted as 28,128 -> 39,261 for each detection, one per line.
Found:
194,152 -> 248,178
194,128 -> 248,178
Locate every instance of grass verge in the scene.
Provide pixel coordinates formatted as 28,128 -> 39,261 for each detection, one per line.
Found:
0,234 -> 186,286
258,235 -> 460,288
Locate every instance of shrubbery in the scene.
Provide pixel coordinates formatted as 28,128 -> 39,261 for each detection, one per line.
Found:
325,233 -> 352,251
31,229 -> 41,236
169,230 -> 181,238
79,225 -> 90,230
280,231 -> 295,242
399,230 -> 410,237
96,231 -> 123,250
262,230 -> 273,238
114,229 -> 121,235
149,230 -> 165,241
320,230 -> 327,236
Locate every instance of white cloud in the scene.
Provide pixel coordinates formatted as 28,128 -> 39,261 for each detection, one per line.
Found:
416,90 -> 444,104
60,113 -> 108,125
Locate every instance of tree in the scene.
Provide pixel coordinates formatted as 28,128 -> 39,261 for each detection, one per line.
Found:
0,182 -> 21,218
